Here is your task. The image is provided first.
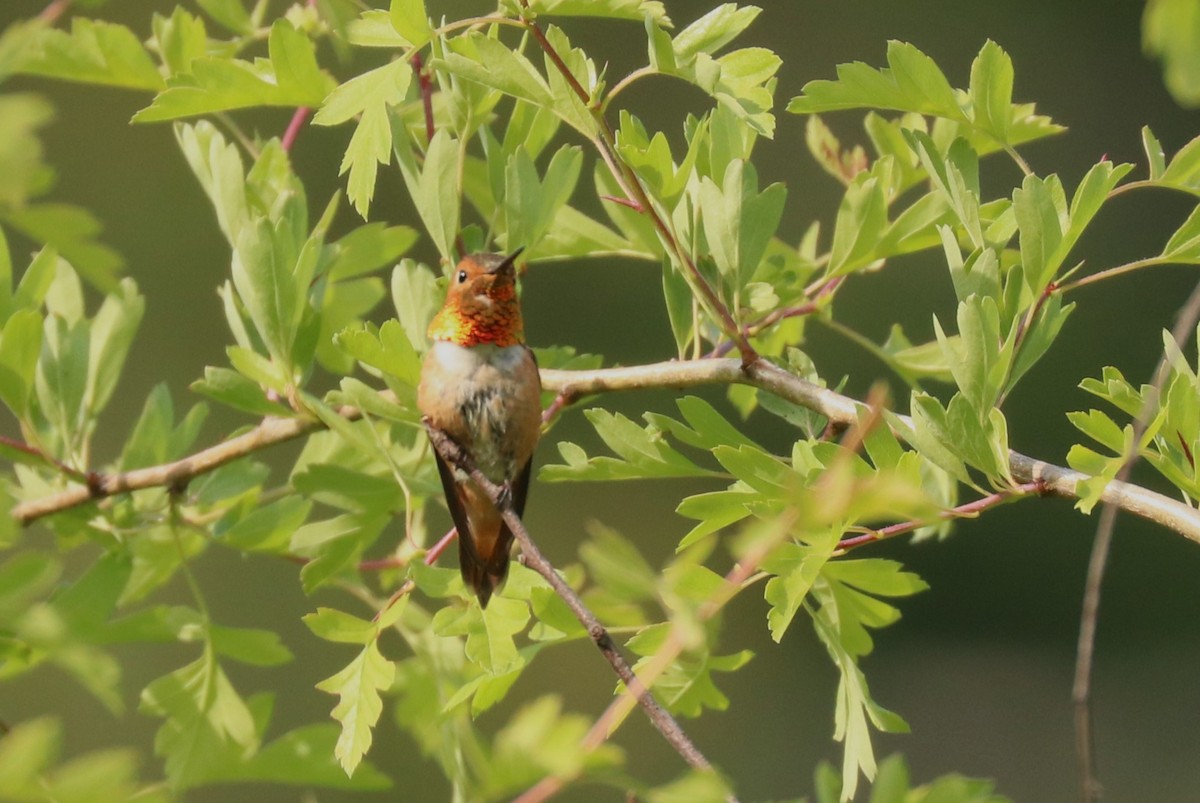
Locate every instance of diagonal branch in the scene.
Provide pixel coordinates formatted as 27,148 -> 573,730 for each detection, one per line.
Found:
13,359 -> 1200,544
421,420 -> 728,792
1072,277 -> 1200,803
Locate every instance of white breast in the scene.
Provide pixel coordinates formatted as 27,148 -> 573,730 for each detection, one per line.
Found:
420,341 -> 540,483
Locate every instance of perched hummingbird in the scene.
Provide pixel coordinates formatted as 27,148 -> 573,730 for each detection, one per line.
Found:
418,249 -> 541,607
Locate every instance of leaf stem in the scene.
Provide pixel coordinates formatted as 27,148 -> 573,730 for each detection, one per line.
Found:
836,481 -> 1044,551
37,0 -> 71,24
410,52 -> 435,142
603,65 -> 655,108
1057,256 -> 1172,293
281,106 -> 312,152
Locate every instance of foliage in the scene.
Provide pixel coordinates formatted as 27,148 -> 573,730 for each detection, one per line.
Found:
0,1 -> 1198,802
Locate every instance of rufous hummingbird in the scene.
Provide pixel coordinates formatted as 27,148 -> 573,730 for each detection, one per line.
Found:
418,249 -> 541,607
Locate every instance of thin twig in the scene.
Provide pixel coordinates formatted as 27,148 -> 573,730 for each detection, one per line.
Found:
13,360 -> 1200,543
281,107 -> 312,152
277,0 -> 320,150
37,0 -> 72,24
410,52 -> 435,142
1072,278 -> 1200,803
836,481 -> 1044,551
1058,256 -> 1171,294
13,413 -> 331,524
421,421 -> 723,786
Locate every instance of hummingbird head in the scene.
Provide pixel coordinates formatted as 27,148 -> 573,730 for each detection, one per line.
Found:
427,248 -> 526,347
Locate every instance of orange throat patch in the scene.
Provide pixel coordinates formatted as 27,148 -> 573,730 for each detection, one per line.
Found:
427,301 -> 524,348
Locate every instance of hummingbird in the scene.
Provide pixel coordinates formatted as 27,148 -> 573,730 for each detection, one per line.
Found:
417,249 -> 541,608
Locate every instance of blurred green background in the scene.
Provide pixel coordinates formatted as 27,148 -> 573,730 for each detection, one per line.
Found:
3,0 -> 1200,800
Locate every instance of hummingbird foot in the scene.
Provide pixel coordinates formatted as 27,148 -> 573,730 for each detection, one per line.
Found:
495,480 -> 515,512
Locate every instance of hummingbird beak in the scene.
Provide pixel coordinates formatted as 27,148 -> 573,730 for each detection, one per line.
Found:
490,247 -> 524,277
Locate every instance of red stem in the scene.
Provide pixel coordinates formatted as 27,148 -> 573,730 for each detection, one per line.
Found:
411,53 -> 436,143
836,480 -> 1044,551
38,0 -> 72,24
281,107 -> 312,152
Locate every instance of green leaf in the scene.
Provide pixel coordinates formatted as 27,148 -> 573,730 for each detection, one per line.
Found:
828,175 -> 887,276
328,224 -> 418,280
393,128 -> 460,264
647,396 -> 758,451
391,259 -> 440,350
140,652 -> 260,789
540,25 -> 602,137
191,366 -> 293,416
526,0 -> 670,22
934,295 -> 1007,417
291,513 -> 389,592
389,0 -> 431,48
85,278 -> 143,418
223,724 -> 392,790
698,159 -> 787,285
151,8 -> 209,78
437,32 -> 554,108
1161,203 -> 1200,261
810,562 -> 919,800
335,319 -> 421,386
0,94 -> 55,208
134,21 -> 334,122
0,551 -> 61,623
968,40 -> 1013,144
580,522 -> 659,603
503,146 -> 584,254
1144,0 -> 1200,107
304,607 -> 377,645
789,40 -> 1062,150
672,4 -> 760,62
0,308 -> 44,416
316,640 -> 396,776
210,625 -> 293,667
789,41 -> 963,120
218,496 -> 312,553
1060,161 -> 1133,259
2,203 -> 123,289
36,314 -> 90,455
196,0 -> 252,35
19,18 -> 165,91
540,408 -> 718,481
1012,173 -> 1067,293
465,596 -> 530,674
904,132 -> 982,248
478,695 -> 622,797
315,60 -> 413,218
0,719 -> 58,797
762,541 -> 833,642
1143,126 -> 1167,180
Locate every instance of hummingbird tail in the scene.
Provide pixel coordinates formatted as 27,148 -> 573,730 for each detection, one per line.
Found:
459,523 -> 514,609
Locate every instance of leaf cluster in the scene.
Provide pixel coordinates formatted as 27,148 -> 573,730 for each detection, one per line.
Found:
1,2 -> 1199,802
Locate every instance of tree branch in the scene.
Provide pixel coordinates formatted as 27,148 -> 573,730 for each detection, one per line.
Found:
421,420 -> 726,789
14,358 -> 1200,545
12,413 -> 333,524
540,360 -> 1200,544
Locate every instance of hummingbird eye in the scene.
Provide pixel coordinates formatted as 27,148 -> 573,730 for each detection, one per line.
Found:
457,270 -> 467,284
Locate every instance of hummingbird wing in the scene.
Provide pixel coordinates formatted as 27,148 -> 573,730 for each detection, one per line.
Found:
477,456 -> 533,607
431,448 -> 533,608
